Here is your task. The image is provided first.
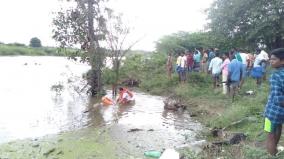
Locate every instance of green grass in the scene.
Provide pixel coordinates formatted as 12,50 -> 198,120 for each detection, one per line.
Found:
0,44 -> 65,56
0,128 -> 118,159
103,52 -> 277,158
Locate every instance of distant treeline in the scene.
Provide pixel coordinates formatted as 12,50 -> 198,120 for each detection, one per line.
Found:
156,0 -> 284,55
0,43 -> 65,56
0,43 -> 151,56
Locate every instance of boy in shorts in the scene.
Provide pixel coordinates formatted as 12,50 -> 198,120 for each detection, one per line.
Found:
264,48 -> 284,155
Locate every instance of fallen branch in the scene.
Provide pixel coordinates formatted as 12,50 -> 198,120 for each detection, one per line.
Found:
222,116 -> 258,131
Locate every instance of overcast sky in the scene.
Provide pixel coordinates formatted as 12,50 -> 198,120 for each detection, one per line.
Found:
0,0 -> 213,51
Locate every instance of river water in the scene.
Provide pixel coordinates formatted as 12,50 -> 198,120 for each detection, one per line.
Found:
0,56 -> 203,155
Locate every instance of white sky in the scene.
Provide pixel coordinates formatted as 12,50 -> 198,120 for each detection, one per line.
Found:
0,0 -> 213,51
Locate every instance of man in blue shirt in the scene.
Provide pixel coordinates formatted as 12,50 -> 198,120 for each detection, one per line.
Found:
207,48 -> 215,69
193,48 -> 201,72
264,48 -> 284,155
227,54 -> 243,97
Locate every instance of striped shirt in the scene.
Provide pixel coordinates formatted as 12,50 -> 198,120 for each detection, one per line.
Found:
264,67 -> 284,124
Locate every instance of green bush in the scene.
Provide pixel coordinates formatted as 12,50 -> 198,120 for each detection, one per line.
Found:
102,68 -> 116,85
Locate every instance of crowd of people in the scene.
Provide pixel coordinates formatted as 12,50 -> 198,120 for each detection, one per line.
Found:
166,47 -> 270,96
168,47 -> 284,156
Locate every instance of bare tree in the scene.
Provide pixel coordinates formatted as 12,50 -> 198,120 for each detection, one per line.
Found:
104,11 -> 141,96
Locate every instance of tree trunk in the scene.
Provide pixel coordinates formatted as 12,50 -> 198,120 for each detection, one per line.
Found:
87,0 -> 103,97
112,58 -> 120,96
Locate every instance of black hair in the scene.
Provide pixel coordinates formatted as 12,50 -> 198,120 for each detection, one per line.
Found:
271,48 -> 284,60
255,48 -> 261,54
231,53 -> 236,60
119,87 -> 124,91
215,52 -> 220,57
224,52 -> 229,57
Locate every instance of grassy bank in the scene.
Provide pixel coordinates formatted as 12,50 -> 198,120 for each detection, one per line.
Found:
0,44 -> 65,56
106,53 -> 284,158
0,127 -> 118,159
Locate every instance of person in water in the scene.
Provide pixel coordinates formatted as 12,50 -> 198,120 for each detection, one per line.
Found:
117,87 -> 134,104
101,95 -> 114,106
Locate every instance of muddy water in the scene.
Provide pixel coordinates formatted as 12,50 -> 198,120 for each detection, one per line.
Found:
0,56 -> 90,143
0,56 -> 203,156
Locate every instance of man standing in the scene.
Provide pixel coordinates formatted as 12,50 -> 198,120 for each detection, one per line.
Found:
180,52 -> 187,83
193,48 -> 201,72
221,53 -> 230,94
257,48 -> 269,81
166,52 -> 173,79
251,48 -> 269,88
176,53 -> 182,82
201,50 -> 208,73
228,55 -> 243,97
263,48 -> 284,155
239,51 -> 248,89
186,50 -> 194,73
208,52 -> 223,89
207,48 -> 215,69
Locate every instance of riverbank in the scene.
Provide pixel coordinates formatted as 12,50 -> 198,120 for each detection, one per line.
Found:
103,53 -> 282,158
140,73 -> 284,159
0,127 -> 119,159
0,76 -> 278,159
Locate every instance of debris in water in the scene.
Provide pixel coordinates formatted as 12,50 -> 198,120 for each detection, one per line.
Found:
144,150 -> 161,158
160,148 -> 179,159
83,110 -> 89,113
127,128 -> 143,132
245,90 -> 255,95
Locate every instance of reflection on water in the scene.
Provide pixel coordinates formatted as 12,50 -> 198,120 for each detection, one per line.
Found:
0,56 -> 202,151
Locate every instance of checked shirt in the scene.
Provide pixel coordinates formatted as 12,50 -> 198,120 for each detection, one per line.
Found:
264,67 -> 284,124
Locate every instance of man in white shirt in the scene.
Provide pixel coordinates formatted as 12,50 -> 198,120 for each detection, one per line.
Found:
180,52 -> 187,83
254,48 -> 269,80
208,52 -> 223,88
251,48 -> 269,87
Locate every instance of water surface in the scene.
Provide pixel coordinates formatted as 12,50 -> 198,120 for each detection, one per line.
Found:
0,56 -> 202,154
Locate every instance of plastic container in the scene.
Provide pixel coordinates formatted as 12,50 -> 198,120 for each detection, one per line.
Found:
159,148 -> 179,159
144,150 -> 161,158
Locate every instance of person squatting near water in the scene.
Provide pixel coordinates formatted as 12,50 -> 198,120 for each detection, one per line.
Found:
101,87 -> 135,106
263,48 -> 284,156
116,87 -> 135,105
